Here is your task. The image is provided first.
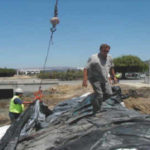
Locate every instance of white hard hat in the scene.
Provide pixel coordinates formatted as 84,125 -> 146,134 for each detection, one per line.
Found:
15,88 -> 23,94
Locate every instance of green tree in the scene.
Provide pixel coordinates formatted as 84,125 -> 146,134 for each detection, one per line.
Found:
0,68 -> 16,77
113,55 -> 148,79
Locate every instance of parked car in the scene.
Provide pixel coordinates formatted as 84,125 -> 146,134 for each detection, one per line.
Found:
125,73 -> 141,79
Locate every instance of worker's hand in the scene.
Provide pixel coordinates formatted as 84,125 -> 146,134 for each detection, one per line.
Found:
23,101 -> 33,104
82,80 -> 88,87
113,77 -> 118,84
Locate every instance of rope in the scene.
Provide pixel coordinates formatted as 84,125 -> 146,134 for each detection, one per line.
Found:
38,0 -> 59,92
54,0 -> 58,17
39,31 -> 54,91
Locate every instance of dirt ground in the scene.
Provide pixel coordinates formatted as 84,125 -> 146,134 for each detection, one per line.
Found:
119,84 -> 150,114
1,83 -> 150,126
0,84 -> 93,126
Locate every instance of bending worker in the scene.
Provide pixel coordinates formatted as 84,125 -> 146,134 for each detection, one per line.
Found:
9,88 -> 24,123
82,44 -> 117,113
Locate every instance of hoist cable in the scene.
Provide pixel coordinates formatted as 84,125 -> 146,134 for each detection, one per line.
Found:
54,0 -> 58,17
38,0 -> 59,92
39,31 -> 54,90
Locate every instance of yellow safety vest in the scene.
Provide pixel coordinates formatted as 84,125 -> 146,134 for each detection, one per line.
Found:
115,73 -> 121,79
9,95 -> 24,114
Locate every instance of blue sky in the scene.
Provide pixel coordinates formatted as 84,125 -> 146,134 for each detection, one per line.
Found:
0,0 -> 150,68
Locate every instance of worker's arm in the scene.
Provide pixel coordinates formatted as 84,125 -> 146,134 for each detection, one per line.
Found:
14,98 -> 33,104
14,98 -> 23,104
110,67 -> 118,84
23,101 -> 33,104
82,68 -> 88,87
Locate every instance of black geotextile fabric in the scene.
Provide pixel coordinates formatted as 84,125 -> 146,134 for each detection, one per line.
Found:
0,101 -> 52,150
53,119 -> 150,150
2,86 -> 150,150
0,104 -> 34,150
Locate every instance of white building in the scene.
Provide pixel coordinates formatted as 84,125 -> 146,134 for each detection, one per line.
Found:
17,68 -> 42,75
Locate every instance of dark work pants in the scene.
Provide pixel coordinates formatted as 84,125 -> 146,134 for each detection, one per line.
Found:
9,112 -> 20,123
89,79 -> 112,113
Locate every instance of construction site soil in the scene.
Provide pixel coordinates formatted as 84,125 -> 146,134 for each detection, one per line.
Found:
0,82 -> 150,126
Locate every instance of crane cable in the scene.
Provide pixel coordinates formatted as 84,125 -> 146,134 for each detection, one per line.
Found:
34,0 -> 59,101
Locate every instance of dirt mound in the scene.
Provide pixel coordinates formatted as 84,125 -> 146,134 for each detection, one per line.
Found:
43,84 -> 93,107
120,84 -> 150,98
134,87 -> 150,98
124,97 -> 150,114
119,85 -> 150,114
0,115 -> 9,126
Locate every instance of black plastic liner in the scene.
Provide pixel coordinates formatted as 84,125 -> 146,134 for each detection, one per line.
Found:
53,119 -> 150,150
0,101 -> 52,150
1,86 -> 150,150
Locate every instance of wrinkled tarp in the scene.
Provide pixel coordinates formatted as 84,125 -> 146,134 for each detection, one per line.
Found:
0,125 -> 10,140
1,86 -> 150,150
0,101 -> 52,150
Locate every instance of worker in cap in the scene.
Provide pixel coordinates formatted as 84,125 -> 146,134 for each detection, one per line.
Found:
9,88 -> 25,123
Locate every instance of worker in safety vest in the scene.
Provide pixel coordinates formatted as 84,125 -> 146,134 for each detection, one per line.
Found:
115,73 -> 122,83
115,73 -> 121,79
9,88 -> 24,123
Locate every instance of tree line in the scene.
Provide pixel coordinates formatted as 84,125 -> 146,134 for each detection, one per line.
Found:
37,69 -> 83,80
37,55 -> 149,80
113,55 -> 148,79
0,55 -> 148,79
0,68 -> 16,77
